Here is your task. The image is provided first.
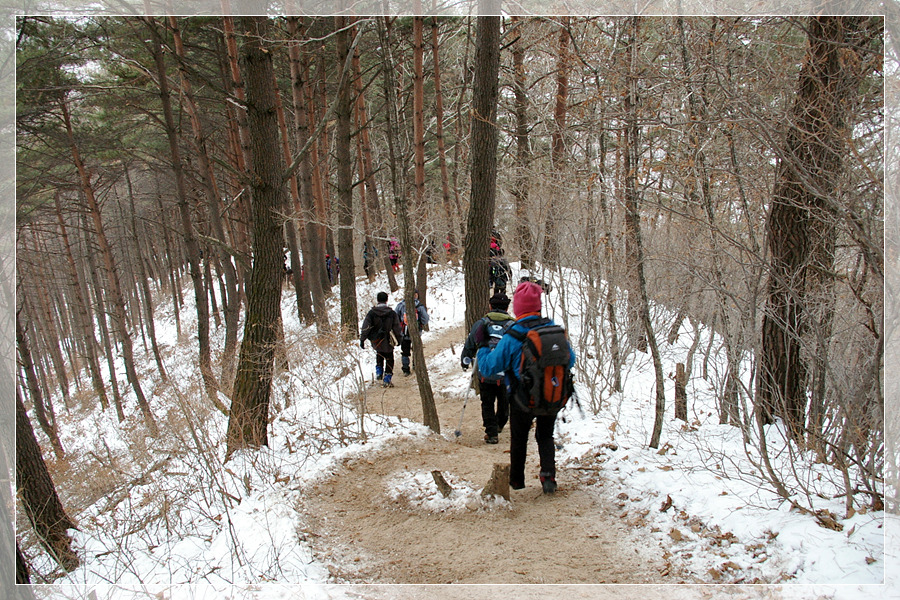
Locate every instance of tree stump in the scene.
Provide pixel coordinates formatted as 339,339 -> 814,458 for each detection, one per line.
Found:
675,362 -> 687,421
431,470 -> 453,498
481,463 -> 510,500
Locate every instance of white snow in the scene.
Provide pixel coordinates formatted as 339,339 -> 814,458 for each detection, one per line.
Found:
21,261 -> 893,599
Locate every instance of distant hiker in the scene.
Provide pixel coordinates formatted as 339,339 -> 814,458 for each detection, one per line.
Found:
489,254 -> 512,293
363,241 -> 377,278
360,291 -> 403,388
389,237 -> 401,272
461,292 -> 515,444
325,254 -> 334,284
476,281 -> 576,494
395,289 -> 430,376
490,228 -> 503,257
518,268 -> 552,294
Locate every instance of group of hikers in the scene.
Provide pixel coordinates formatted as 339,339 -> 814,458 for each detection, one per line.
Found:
359,289 -> 430,388
359,257 -> 577,496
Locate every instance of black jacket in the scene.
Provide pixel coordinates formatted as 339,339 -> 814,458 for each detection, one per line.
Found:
360,304 -> 402,353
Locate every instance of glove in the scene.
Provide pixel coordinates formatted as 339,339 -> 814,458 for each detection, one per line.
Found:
462,363 -> 469,371
360,340 -> 365,349
462,356 -> 472,370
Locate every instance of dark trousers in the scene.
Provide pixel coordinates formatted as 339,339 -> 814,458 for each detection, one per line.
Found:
375,348 -> 394,376
509,407 -> 557,487
400,337 -> 412,371
480,381 -> 508,437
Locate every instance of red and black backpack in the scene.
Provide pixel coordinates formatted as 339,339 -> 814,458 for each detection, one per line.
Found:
508,318 -> 574,415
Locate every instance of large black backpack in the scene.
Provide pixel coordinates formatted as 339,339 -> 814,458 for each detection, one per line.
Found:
508,319 -> 574,415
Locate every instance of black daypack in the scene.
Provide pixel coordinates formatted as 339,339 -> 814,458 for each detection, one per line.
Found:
477,316 -> 513,382
508,319 -> 573,415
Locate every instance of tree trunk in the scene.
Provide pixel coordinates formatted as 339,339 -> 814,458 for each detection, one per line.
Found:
379,15 -> 440,433
543,16 -> 570,267
463,13 -> 501,333
622,17 -> 667,449
758,17 -> 869,440
431,17 -> 457,264
225,16 -> 287,459
511,16 -> 534,270
335,16 -> 359,339
15,388 -> 79,572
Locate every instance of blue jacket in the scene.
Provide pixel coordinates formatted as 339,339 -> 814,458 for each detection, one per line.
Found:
476,315 -> 576,388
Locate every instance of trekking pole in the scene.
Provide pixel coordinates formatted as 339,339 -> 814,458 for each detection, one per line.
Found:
454,359 -> 474,437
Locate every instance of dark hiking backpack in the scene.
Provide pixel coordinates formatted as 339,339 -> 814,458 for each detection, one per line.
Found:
477,316 -> 513,382
508,319 -> 574,415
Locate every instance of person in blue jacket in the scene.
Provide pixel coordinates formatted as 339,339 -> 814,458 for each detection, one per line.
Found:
476,281 -> 576,494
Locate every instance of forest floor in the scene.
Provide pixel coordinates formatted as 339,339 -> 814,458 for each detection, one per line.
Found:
298,325 -> 679,585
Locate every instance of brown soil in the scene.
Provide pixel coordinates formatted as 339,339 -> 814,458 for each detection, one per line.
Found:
298,325 -> 674,585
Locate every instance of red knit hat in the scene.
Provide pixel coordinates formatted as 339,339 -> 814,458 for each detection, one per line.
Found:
513,281 -> 542,317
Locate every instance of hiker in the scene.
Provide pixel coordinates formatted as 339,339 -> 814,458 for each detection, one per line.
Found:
395,289 -> 430,376
518,268 -> 552,294
461,292 -> 515,444
389,237 -> 401,272
489,254 -> 512,294
360,291 -> 403,388
476,281 -> 576,494
325,254 -> 334,285
363,241 -> 377,278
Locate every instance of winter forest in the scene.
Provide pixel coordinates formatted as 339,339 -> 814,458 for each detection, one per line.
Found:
9,7 -> 893,600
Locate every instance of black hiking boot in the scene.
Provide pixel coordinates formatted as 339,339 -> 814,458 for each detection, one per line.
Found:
509,479 -> 525,490
484,434 -> 499,444
540,473 -> 557,494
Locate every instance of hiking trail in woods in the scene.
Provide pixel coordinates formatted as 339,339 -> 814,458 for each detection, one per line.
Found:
298,325 -> 680,585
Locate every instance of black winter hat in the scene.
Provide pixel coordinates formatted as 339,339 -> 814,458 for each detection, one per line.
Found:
377,291 -> 388,303
489,292 -> 511,310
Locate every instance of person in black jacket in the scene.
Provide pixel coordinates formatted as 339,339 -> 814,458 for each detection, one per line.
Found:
461,292 -> 515,444
360,292 -> 403,388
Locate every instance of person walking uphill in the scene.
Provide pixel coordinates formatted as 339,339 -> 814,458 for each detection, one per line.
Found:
476,281 -> 576,494
461,292 -> 514,444
360,292 -> 403,388
395,290 -> 430,376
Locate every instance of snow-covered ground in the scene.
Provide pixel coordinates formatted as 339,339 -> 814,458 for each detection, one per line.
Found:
21,262 -> 893,599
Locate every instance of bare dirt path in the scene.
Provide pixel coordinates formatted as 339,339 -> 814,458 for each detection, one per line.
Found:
299,325 -> 675,584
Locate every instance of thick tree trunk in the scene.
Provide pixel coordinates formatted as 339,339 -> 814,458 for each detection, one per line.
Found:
758,17 -> 869,439
463,14 -> 501,333
225,16 -> 287,459
15,388 -> 79,572
335,16 -> 359,339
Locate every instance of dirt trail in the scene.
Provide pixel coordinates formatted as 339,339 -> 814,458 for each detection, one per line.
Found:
299,325 -> 674,584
